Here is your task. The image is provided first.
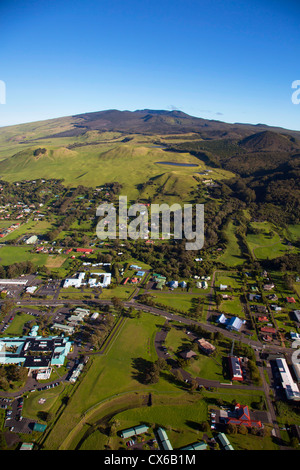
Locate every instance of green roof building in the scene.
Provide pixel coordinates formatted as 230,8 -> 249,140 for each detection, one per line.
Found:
120,424 -> 148,439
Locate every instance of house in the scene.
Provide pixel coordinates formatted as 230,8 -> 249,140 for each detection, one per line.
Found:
290,331 -> 300,341
179,281 -> 187,288
136,271 -> 145,277
26,235 -> 38,245
262,334 -> 272,342
294,310 -> 300,322
180,350 -> 197,360
258,316 -> 269,322
226,317 -> 244,332
156,279 -> 166,290
249,293 -> 261,301
216,313 -> 227,324
268,294 -> 278,301
76,248 -> 94,253
271,305 -> 282,312
216,314 -> 244,331
261,326 -> 276,334
169,280 -> 178,289
256,305 -> 267,314
197,338 -> 216,355
228,356 -> 243,381
220,284 -> 228,291
226,403 -> 262,428
196,280 -> 208,289
263,283 -> 275,291
287,297 -> 296,304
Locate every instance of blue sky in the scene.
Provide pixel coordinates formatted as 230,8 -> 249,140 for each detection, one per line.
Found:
0,0 -> 299,129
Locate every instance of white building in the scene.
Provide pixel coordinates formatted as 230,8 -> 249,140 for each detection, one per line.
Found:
276,357 -> 300,401
88,273 -> 111,288
26,235 -> 38,244
0,279 -> 28,286
63,272 -> 85,288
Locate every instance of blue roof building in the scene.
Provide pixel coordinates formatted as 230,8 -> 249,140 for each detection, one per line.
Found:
169,280 -> 178,289
226,317 -> 244,332
217,313 -> 227,324
216,314 -> 244,332
0,334 -> 72,370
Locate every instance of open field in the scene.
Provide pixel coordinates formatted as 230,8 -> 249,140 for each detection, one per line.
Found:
0,245 -> 48,266
246,221 -> 299,260
42,313 -> 174,449
219,295 -> 245,317
214,271 -> 243,290
218,221 -> 246,267
45,255 -> 67,268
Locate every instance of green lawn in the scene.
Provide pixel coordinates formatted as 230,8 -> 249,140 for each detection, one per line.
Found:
214,271 -> 243,290
42,313 -> 179,449
165,326 -> 228,382
218,221 -> 246,267
0,245 -> 48,266
246,221 -> 298,260
149,291 -> 196,313
220,295 -> 245,318
3,312 -> 36,336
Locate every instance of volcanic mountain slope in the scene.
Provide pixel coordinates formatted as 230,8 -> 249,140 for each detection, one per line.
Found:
0,108 -> 299,189
33,109 -> 300,141
238,130 -> 300,152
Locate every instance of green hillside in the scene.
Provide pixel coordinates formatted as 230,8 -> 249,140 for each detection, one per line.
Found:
0,137 -> 234,202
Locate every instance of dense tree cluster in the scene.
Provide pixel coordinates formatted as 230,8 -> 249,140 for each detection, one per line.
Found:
0,364 -> 28,391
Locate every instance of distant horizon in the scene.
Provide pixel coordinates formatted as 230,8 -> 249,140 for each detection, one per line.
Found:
0,107 -> 299,133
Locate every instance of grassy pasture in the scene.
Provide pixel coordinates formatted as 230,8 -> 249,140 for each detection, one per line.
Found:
218,221 -> 245,267
247,221 -> 298,260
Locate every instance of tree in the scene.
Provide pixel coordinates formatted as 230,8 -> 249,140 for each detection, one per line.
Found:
226,423 -> 237,435
111,296 -> 123,311
1,298 -> 15,316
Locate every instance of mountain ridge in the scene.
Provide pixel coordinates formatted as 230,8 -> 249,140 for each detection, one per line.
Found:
1,109 -> 300,141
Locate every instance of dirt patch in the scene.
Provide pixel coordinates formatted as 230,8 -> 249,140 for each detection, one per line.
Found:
45,256 -> 66,268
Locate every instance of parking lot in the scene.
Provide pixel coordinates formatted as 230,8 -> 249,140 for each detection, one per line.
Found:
2,396 -> 37,434
35,280 -> 61,298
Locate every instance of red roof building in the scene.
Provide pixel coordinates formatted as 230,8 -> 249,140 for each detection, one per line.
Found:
76,248 -> 94,253
287,297 -> 296,303
258,316 -> 269,322
228,356 -> 243,381
261,326 -> 276,334
227,404 -> 262,428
